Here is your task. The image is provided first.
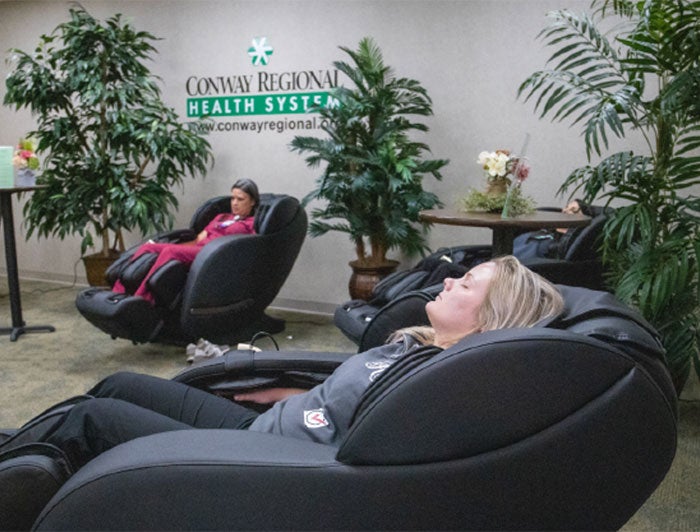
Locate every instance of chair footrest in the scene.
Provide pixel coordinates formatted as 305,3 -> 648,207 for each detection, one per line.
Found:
76,288 -> 161,343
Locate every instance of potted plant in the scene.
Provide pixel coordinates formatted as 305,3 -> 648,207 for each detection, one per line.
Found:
290,37 -> 448,299
3,7 -> 213,286
519,0 -> 700,393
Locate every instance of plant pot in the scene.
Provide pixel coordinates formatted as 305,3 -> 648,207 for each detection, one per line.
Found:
485,178 -> 510,196
15,169 -> 36,187
348,259 -> 399,301
82,250 -> 122,287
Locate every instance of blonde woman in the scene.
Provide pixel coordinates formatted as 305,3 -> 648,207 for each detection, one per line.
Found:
1,256 -> 563,477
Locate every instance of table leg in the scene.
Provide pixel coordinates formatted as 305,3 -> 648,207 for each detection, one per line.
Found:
491,227 -> 517,256
0,192 -> 55,341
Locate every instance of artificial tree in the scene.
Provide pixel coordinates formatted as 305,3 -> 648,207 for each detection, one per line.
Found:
3,7 -> 213,284
519,0 -> 700,392
291,37 -> 448,297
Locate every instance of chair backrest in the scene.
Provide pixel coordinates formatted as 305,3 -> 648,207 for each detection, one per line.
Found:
188,193 -> 301,237
253,193 -> 302,235
559,205 -> 612,261
189,196 -> 231,233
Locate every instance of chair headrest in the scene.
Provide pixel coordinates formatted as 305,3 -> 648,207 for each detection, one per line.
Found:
538,284 -> 665,362
189,196 -> 231,233
253,194 -> 301,235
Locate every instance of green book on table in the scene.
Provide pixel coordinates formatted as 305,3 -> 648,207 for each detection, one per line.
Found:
0,146 -> 14,188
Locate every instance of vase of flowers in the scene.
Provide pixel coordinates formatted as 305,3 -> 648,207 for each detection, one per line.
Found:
12,138 -> 39,187
461,148 -> 535,217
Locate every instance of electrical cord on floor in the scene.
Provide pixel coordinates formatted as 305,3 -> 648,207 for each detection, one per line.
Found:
249,331 -> 280,351
7,256 -> 84,298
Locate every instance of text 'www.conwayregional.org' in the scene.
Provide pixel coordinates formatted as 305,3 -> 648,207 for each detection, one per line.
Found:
189,116 -> 329,134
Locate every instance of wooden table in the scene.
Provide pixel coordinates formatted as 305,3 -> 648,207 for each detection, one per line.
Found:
420,209 -> 591,256
0,185 -> 56,340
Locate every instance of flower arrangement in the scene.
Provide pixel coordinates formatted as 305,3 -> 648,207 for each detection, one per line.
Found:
12,138 -> 40,170
478,149 -> 530,183
461,148 -> 536,217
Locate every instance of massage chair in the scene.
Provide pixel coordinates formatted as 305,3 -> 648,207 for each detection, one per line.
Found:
1,285 -> 677,530
75,193 -> 307,345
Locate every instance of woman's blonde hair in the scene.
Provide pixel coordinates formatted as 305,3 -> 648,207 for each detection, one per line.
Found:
478,255 -> 564,331
390,255 -> 565,346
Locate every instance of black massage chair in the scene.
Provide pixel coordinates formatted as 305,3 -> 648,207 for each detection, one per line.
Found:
1,285 -> 677,530
335,204 -> 613,348
76,193 -> 307,345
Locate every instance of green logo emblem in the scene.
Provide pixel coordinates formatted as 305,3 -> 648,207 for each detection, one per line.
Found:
248,37 -> 273,66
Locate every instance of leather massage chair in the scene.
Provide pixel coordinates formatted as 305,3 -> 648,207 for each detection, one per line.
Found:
1,285 -> 677,530
75,193 -> 307,345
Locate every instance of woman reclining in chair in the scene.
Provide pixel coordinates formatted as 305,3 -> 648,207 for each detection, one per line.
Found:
1,256 -> 564,502
513,198 -> 592,260
111,178 -> 259,304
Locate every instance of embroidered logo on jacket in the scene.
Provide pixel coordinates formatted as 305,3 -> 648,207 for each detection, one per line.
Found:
365,361 -> 390,382
304,409 -> 330,428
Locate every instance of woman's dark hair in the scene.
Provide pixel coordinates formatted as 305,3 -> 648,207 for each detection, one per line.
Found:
232,178 -> 260,214
572,199 -> 593,216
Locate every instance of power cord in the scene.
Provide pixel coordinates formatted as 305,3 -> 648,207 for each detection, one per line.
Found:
243,331 -> 279,351
0,257 -> 83,299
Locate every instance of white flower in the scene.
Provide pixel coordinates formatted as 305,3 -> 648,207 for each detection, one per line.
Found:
477,151 -> 492,166
12,154 -> 28,169
484,152 -> 508,177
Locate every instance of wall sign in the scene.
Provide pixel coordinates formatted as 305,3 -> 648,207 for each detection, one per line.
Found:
185,37 -> 339,133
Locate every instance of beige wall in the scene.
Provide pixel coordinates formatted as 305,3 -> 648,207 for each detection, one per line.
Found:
1,0 -> 640,312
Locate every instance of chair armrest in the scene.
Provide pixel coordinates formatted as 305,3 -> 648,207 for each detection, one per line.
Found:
179,231 -> 302,341
173,349 -> 353,392
148,260 -> 190,309
151,228 -> 197,243
34,430 -> 342,530
182,234 -> 264,308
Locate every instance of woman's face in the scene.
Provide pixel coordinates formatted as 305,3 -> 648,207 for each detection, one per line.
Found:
563,200 -> 581,214
230,187 -> 255,218
426,261 -> 496,345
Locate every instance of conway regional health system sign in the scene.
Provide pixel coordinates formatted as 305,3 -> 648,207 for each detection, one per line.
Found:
185,37 -> 340,133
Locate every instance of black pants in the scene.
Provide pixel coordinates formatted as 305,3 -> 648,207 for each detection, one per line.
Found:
40,372 -> 259,468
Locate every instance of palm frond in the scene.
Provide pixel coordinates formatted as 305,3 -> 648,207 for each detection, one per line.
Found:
592,0 -> 639,19
519,9 -> 646,159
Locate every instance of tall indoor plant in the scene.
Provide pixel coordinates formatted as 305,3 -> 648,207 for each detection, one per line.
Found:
291,37 -> 448,298
3,7 -> 213,285
519,0 -> 700,392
